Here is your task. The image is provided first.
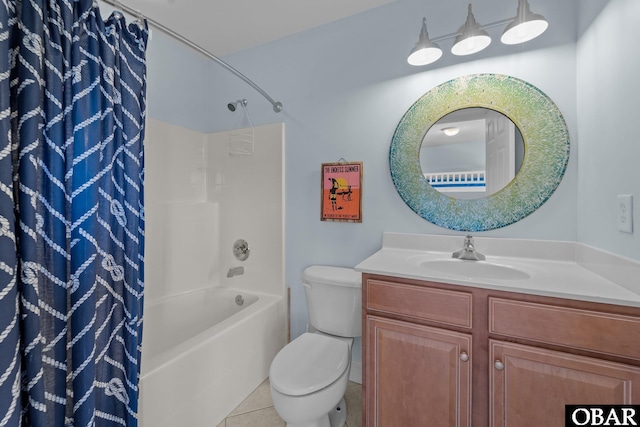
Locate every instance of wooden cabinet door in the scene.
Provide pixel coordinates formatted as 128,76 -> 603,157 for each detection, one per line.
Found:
365,315 -> 472,427
490,340 -> 640,427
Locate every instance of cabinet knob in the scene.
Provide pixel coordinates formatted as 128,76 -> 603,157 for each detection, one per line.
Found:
494,360 -> 504,371
460,352 -> 469,362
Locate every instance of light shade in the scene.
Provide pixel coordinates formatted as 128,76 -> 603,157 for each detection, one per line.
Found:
451,4 -> 491,56
407,18 -> 443,66
501,0 -> 548,45
442,127 -> 460,136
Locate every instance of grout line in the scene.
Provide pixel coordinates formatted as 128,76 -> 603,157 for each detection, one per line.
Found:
225,382 -> 362,425
227,405 -> 275,417
225,405 -> 281,423
228,402 -> 274,418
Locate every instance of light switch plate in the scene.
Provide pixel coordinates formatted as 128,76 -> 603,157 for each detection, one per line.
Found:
617,194 -> 633,233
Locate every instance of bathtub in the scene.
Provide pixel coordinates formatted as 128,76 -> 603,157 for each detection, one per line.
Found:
138,287 -> 287,427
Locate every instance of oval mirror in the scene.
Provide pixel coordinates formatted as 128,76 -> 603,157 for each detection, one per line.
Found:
390,74 -> 569,231
420,108 -> 524,200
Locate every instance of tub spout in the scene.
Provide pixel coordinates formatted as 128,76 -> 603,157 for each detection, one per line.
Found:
227,266 -> 244,278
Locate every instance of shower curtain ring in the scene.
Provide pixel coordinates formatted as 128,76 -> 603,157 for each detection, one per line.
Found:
135,9 -> 145,28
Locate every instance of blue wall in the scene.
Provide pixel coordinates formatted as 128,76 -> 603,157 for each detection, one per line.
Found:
141,0 -> 638,365
204,2 -> 580,345
576,0 -> 640,262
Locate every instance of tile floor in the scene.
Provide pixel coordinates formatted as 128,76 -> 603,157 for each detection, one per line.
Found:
216,380 -> 362,427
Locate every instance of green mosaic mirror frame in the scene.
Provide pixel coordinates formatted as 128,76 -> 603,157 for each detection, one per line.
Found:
390,73 -> 570,231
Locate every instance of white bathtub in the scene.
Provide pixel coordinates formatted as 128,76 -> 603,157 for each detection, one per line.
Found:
138,287 -> 287,427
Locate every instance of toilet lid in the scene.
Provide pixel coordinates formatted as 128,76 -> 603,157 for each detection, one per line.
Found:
270,333 -> 349,397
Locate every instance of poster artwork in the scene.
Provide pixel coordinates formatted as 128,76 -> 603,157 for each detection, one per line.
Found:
321,162 -> 362,223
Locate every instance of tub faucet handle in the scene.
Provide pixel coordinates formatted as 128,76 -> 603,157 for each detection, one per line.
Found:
233,239 -> 250,261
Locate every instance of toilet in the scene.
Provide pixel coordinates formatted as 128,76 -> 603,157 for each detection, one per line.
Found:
269,265 -> 362,427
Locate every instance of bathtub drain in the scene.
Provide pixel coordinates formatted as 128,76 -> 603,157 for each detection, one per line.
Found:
235,295 -> 244,306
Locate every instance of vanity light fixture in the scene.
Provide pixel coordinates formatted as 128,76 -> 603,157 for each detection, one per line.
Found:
501,0 -> 549,44
407,18 -> 443,66
407,0 -> 548,66
451,4 -> 492,56
442,127 -> 460,136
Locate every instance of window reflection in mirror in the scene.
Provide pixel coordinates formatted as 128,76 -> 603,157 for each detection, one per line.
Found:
420,108 -> 525,200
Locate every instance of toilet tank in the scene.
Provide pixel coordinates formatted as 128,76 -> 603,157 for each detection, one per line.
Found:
303,266 -> 362,338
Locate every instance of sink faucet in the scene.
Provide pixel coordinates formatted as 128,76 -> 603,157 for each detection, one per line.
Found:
452,235 -> 485,261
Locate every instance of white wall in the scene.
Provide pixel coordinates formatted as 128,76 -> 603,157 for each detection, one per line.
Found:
576,0 -> 640,261
145,119 -> 217,302
144,119 -> 285,302
207,123 -> 285,297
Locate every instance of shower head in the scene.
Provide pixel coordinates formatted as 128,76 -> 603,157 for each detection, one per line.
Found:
227,99 -> 248,112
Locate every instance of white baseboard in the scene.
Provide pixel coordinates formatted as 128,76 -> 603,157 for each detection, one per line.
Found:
349,362 -> 362,384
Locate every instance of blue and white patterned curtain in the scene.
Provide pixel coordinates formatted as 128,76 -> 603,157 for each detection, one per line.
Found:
0,0 -> 147,425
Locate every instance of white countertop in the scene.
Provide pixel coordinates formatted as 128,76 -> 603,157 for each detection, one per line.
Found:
355,233 -> 640,308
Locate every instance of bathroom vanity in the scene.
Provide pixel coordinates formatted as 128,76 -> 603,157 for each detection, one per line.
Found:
356,233 -> 640,427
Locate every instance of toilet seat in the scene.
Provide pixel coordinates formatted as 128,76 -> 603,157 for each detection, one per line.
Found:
270,333 -> 349,397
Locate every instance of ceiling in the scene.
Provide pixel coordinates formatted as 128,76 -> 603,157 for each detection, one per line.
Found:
112,0 -> 397,57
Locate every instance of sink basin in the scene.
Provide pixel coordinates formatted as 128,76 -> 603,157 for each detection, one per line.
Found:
419,259 -> 530,281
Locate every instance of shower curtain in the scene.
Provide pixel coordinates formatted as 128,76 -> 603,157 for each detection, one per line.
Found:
0,0 -> 147,425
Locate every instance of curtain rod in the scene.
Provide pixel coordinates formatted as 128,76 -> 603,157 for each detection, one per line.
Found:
99,0 -> 283,113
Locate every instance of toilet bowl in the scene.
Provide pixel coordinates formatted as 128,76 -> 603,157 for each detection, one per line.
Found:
269,266 -> 361,427
270,333 -> 351,427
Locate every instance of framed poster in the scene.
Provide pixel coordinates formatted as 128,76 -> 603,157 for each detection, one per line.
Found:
321,162 -> 363,223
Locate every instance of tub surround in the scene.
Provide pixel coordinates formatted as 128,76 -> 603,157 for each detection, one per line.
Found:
144,119 -> 285,302
142,119 -> 286,426
356,232 -> 640,308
